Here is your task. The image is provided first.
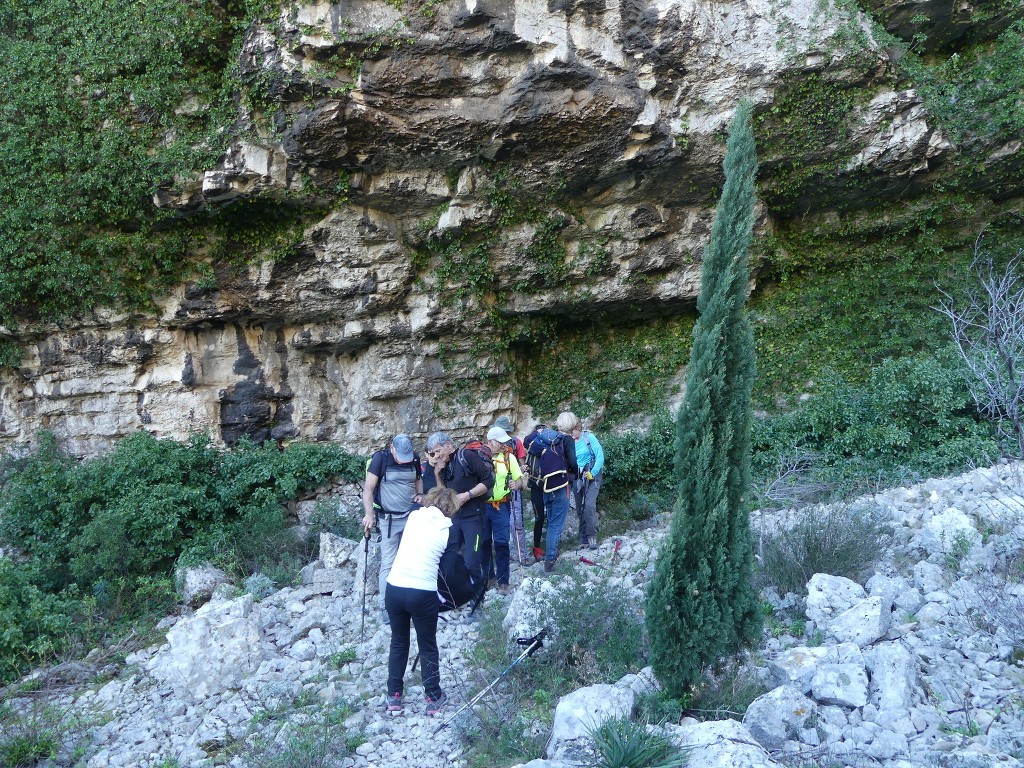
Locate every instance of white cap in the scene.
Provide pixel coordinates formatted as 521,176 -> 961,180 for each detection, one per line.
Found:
486,426 -> 512,443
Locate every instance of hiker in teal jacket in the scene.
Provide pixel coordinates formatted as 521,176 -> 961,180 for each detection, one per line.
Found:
570,415 -> 605,549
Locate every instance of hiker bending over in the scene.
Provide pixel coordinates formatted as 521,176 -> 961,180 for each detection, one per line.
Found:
568,415 -> 605,549
481,425 -> 524,595
426,432 -> 495,599
384,487 -> 460,716
362,434 -> 423,623
525,413 -> 579,572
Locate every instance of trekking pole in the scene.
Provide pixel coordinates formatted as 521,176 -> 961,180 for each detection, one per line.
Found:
511,490 -> 524,564
611,539 -> 622,565
359,529 -> 370,641
434,627 -> 549,734
579,556 -> 609,571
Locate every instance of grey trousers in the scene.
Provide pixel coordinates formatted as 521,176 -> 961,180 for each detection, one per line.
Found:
573,474 -> 602,543
378,513 -> 410,608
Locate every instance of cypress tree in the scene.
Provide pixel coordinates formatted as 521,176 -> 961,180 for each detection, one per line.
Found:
645,101 -> 762,696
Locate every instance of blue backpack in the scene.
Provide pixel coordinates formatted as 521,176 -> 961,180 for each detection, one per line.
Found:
527,428 -> 561,458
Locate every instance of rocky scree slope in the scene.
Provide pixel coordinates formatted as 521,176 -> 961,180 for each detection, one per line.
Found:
6,460 -> 1024,767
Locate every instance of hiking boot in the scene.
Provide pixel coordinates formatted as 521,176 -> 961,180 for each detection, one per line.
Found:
532,547 -> 544,562
497,583 -> 512,596
425,691 -> 447,716
386,692 -> 403,712
544,558 -> 556,573
588,540 -> 598,550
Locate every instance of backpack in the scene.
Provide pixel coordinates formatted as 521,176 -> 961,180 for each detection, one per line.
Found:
437,543 -> 480,612
527,428 -> 561,458
456,440 -> 492,474
367,449 -> 420,513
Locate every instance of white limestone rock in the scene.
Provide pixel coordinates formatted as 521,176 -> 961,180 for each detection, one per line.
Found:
146,595 -> 264,700
546,684 -> 635,761
811,663 -> 869,708
175,564 -> 230,608
828,595 -> 890,648
743,685 -> 818,750
806,574 -> 867,625
865,641 -> 918,714
665,718 -> 782,768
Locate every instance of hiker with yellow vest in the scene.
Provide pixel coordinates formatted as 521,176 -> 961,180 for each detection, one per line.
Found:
480,425 -> 524,595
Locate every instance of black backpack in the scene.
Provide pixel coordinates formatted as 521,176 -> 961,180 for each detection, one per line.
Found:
437,544 -> 480,612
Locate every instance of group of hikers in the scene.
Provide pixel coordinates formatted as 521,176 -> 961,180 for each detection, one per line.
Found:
359,412 -> 605,716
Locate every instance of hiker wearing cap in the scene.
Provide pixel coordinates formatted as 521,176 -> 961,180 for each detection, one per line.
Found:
481,426 -> 524,595
425,431 -> 495,600
362,434 -> 424,621
492,416 -> 529,564
384,486 -> 460,716
568,414 -> 605,549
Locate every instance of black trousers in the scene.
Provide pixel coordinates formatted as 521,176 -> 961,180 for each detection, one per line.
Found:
385,584 -> 441,699
531,485 -> 545,549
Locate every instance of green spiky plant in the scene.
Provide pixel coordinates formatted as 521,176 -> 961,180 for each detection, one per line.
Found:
645,101 -> 763,695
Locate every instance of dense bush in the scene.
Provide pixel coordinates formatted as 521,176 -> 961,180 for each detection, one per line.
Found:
0,431 -> 364,683
752,349 -> 1000,494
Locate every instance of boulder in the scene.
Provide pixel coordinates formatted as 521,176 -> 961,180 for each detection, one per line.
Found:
666,718 -> 782,768
828,596 -> 890,648
806,574 -> 866,624
546,684 -> 635,761
743,685 -> 818,750
865,641 -> 917,714
810,663 -> 869,708
147,595 -> 264,700
176,564 -> 230,608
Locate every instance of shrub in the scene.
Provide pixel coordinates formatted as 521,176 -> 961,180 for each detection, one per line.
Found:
0,694 -> 89,768
0,431 -> 364,683
757,502 -> 892,595
588,716 -> 686,768
686,659 -> 768,721
465,572 -> 647,767
752,349 -> 1000,496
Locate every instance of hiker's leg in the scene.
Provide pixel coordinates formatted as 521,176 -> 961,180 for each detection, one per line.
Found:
491,501 -> 511,585
409,588 -> 442,698
377,514 -> 407,609
385,584 -> 412,695
531,485 -> 546,550
480,507 -> 495,584
544,488 -> 569,562
458,513 -> 486,588
582,474 -> 602,542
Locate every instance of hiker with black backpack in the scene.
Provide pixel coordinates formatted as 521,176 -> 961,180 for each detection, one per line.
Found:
362,434 -> 424,624
524,413 -> 579,572
383,486 -> 461,716
425,431 -> 495,603
567,414 -> 605,549
524,422 -> 549,562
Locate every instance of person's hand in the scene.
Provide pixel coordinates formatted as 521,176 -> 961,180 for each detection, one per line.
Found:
584,471 -> 594,481
413,493 -> 423,504
361,511 -> 375,534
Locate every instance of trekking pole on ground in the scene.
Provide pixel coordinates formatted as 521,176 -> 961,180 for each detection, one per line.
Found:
579,556 -> 609,571
611,539 -> 622,565
434,627 -> 549,734
360,529 -> 370,641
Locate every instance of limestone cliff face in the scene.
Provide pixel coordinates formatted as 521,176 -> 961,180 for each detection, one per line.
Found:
0,0 -> 1018,456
